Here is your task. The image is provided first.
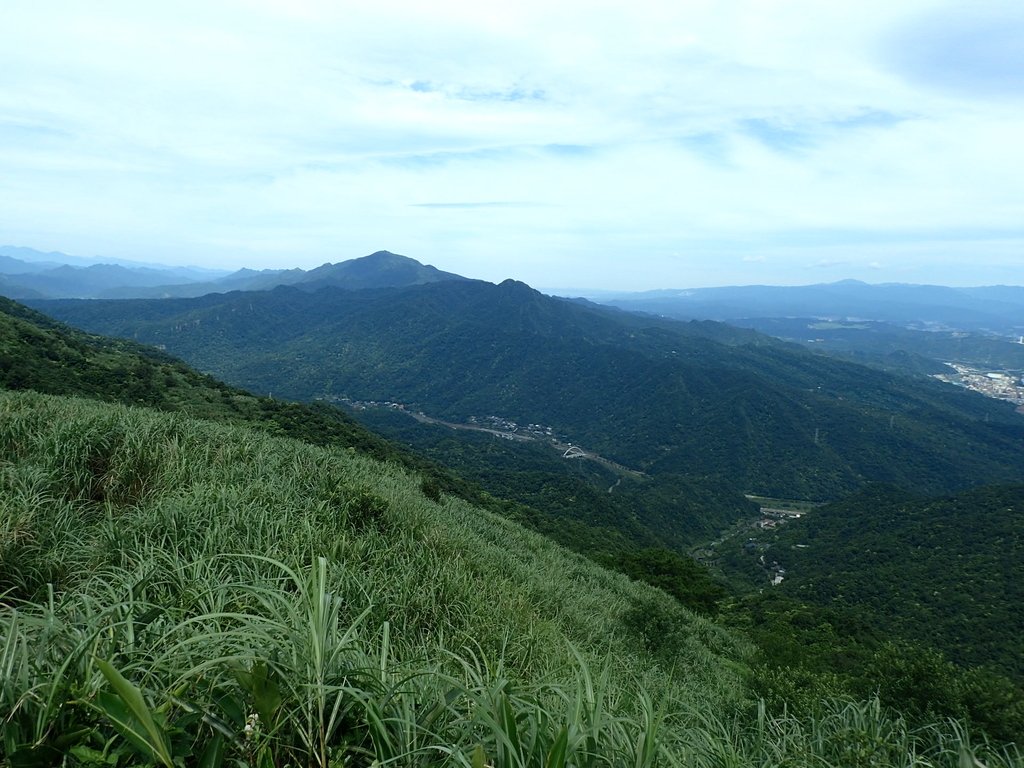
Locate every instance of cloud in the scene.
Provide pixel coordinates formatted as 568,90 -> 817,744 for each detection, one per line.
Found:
883,1 -> 1024,100
0,0 -> 1021,289
740,119 -> 813,153
408,79 -> 547,103
829,109 -> 908,130
410,201 -> 548,209
677,132 -> 732,165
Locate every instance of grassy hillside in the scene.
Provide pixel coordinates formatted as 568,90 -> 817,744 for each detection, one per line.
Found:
0,294 -> 550,512
3,390 -> 1021,767
0,392 -> 744,759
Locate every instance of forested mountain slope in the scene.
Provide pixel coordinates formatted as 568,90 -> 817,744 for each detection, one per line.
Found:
768,484 -> 1024,682
37,278 -> 1024,500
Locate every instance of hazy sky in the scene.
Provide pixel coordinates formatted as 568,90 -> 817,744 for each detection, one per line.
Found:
2,1 -> 1022,289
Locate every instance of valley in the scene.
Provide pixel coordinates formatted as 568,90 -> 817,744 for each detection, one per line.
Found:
934,363 -> 1024,410
692,495 -> 822,586
332,394 -> 647,478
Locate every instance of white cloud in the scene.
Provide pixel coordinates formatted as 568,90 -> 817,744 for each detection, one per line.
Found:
0,0 -> 1021,288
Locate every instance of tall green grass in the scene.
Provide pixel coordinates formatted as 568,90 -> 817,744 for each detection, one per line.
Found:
1,390 -> 1019,766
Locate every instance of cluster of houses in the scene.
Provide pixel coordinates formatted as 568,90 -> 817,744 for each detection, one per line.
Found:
338,397 -> 407,411
934,364 -> 1024,406
742,507 -> 807,585
468,415 -> 557,439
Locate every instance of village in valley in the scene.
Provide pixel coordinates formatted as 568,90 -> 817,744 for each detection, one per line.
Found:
933,363 -> 1024,411
692,495 -> 822,587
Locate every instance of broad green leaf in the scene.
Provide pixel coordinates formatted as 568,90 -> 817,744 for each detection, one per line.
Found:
94,658 -> 174,768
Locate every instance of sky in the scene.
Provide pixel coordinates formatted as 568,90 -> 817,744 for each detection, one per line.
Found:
1,0 -> 1022,290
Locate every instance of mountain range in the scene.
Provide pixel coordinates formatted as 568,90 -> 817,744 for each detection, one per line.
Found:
0,294 -> 730,608
0,246 -> 463,299
1,297 -> 763,765
592,280 -> 1024,336
34,256 -> 1024,509
9,243 -> 1024,342
6,242 -> 1024,747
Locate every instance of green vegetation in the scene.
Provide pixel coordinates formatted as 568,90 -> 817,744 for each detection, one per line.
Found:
353,408 -> 755,552
347,410 -> 747,618
0,295 -> 410,457
34,279 -> 1024,503
0,295 -> 510,507
712,484 -> 1024,745
3,390 -> 1021,766
0,296 -> 734,607
0,391 -> 741,763
766,484 -> 1024,682
6,294 -> 1024,762
606,548 -> 727,615
725,590 -> 1024,746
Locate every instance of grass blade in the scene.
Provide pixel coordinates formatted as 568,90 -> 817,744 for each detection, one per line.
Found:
94,658 -> 174,768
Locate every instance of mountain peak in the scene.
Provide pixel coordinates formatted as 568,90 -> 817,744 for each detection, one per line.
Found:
364,250 -> 405,260
299,251 -> 468,291
498,278 -> 535,291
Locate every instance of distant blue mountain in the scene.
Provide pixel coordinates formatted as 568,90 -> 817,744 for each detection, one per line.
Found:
594,280 -> 1024,335
96,250 -> 468,298
299,250 -> 469,290
0,253 -> 62,274
0,246 -> 231,299
0,246 -> 462,300
0,245 -> 226,276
